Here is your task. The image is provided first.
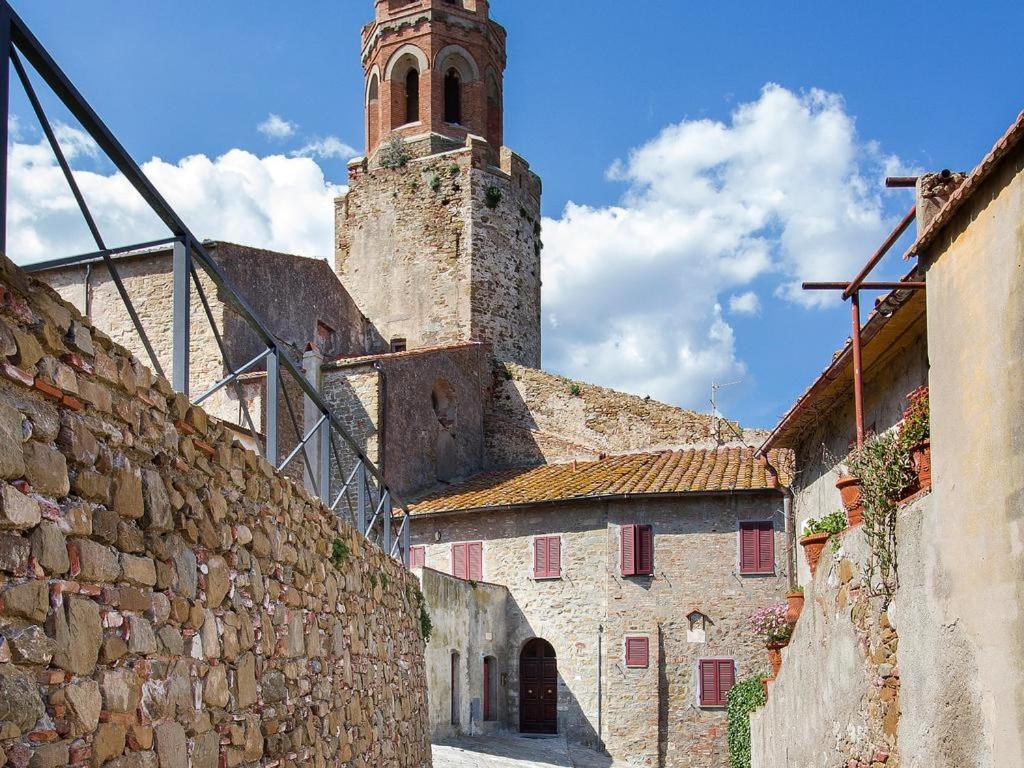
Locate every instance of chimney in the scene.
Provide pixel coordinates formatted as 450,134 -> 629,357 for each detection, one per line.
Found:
916,169 -> 967,235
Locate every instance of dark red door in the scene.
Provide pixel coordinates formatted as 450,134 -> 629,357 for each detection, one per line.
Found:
483,657 -> 494,721
520,638 -> 557,734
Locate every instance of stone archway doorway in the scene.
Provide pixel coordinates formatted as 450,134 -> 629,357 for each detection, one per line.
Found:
519,638 -> 557,734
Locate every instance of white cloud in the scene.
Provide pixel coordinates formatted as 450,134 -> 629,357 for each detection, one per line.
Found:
291,136 -> 360,161
8,124 -> 346,264
728,291 -> 761,316
542,83 -> 903,410
257,113 -> 297,140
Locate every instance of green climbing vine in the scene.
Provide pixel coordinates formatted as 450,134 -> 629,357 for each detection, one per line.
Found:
726,675 -> 768,768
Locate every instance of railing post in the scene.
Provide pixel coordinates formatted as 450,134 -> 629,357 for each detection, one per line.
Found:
265,348 -> 279,465
355,461 -> 367,535
171,237 -> 190,396
319,418 -> 331,505
302,345 -> 324,496
382,491 -> 391,557
0,3 -> 10,256
402,514 -> 411,568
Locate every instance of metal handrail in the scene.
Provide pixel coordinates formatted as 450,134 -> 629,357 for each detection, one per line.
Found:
0,1 -> 412,567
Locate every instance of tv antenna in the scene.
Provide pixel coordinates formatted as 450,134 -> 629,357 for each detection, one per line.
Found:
710,380 -> 744,444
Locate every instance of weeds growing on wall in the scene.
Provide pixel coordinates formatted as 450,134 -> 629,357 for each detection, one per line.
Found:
413,583 -> 433,643
429,174 -> 441,193
485,185 -> 502,208
330,538 -> 350,569
849,431 -> 912,598
727,675 -> 768,768
379,134 -> 411,168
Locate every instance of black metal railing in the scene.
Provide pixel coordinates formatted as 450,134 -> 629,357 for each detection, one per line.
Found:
0,1 -> 411,566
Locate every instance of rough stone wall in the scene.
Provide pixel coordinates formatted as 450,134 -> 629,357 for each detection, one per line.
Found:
486,362 -> 750,469
416,566 -> 510,740
788,325 -> 927,585
750,521 -> 902,768
335,138 -> 541,368
0,255 -> 432,768
409,493 -> 787,766
912,148 -> 1024,766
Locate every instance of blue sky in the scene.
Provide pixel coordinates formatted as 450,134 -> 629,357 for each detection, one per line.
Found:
9,0 -> 1024,430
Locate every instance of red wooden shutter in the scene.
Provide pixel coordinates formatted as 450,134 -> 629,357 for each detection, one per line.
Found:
547,537 -> 561,578
717,659 -> 735,703
534,537 -> 547,577
757,524 -> 774,573
637,525 -> 654,575
621,525 -> 636,576
468,542 -> 483,581
410,546 -> 425,569
699,660 -> 716,706
452,543 -> 467,579
625,637 -> 649,668
739,524 -> 757,573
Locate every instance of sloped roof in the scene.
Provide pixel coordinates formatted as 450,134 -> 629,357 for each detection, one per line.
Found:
409,447 -> 791,515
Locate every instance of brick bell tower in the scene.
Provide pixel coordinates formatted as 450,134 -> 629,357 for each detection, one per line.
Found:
334,0 -> 542,368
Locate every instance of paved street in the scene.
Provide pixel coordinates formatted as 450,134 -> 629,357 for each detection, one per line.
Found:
432,735 -> 624,768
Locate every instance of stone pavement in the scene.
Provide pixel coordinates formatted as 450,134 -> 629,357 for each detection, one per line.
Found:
432,734 -> 625,768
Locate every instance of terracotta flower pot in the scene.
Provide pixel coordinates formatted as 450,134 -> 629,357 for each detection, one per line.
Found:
800,533 -> 830,577
911,439 -> 931,492
766,643 -> 786,677
836,475 -> 864,527
785,591 -> 804,623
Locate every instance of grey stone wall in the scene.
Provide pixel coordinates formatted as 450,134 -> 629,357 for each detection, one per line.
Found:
417,567 -> 510,740
410,493 -> 788,766
0,254 -> 433,768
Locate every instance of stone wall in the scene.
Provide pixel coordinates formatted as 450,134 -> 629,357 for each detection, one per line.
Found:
335,137 -> 541,368
485,362 -> 750,469
750,517 -> 904,768
409,493 -> 788,766
0,254 -> 432,768
416,567 -> 510,741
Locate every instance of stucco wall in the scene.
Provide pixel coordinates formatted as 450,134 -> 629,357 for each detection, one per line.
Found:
788,325 -> 927,585
750,517 -> 905,768
417,567 -> 510,740
410,493 -> 787,766
486,362 -> 744,469
0,254 -> 432,767
914,147 -> 1024,766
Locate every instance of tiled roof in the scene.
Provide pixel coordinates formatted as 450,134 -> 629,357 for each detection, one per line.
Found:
409,447 -> 792,515
908,109 -> 1024,258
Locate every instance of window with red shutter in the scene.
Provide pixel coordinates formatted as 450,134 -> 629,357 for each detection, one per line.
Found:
452,543 -> 467,579
468,541 -> 483,581
621,524 -> 653,576
624,636 -> 649,668
698,658 -> 736,706
739,522 -> 774,574
410,546 -> 426,569
534,536 -> 562,578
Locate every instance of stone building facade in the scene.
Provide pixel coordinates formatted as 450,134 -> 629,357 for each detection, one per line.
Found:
407,449 -> 791,765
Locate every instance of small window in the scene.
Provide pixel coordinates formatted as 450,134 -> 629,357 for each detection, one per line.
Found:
316,320 -> 336,352
450,651 -> 461,725
739,521 -> 774,574
409,545 -> 426,568
625,636 -> 649,668
533,536 -> 561,579
699,659 -> 735,707
405,69 -> 420,123
390,337 -> 407,353
620,524 -> 653,576
444,68 -> 462,124
451,541 -> 482,581
483,656 -> 497,721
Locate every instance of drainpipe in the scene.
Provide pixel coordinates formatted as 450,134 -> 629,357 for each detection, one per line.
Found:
597,623 -> 603,747
761,454 -> 797,591
373,360 -> 387,477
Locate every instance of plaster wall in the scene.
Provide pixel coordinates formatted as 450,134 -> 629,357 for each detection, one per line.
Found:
410,494 -> 787,766
913,150 -> 1024,766
417,567 -> 510,740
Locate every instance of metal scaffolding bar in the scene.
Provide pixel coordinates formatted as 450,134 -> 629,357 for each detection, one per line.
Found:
842,206 -> 917,299
172,238 -> 190,396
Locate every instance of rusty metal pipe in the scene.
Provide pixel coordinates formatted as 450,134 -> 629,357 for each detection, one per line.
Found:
885,176 -> 919,188
851,292 -> 865,448
803,281 -> 925,291
842,206 -> 917,299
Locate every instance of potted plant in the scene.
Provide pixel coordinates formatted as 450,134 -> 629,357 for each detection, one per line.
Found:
899,386 -> 930,493
799,511 -> 846,577
835,473 -> 864,526
749,604 -> 793,678
785,586 -> 804,623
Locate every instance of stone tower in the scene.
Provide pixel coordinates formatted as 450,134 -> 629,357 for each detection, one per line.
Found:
335,0 -> 542,368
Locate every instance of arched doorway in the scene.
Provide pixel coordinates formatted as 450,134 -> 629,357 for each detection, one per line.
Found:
520,638 -> 557,734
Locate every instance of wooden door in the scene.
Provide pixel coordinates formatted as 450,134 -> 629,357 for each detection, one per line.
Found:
520,639 -> 557,734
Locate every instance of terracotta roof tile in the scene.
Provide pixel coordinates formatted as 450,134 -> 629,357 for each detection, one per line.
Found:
408,448 -> 792,515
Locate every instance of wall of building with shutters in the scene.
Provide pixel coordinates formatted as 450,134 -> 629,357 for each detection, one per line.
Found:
409,490 -> 788,765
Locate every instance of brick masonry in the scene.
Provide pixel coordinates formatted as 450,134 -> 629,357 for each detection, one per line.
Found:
0,253 -> 432,768
408,494 -> 789,766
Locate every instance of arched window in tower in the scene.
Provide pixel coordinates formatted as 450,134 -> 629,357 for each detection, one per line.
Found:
367,74 -> 379,104
405,68 -> 420,124
444,68 -> 462,124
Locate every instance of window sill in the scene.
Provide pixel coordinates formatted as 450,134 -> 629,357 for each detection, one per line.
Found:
739,570 -> 777,577
532,575 -> 562,581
